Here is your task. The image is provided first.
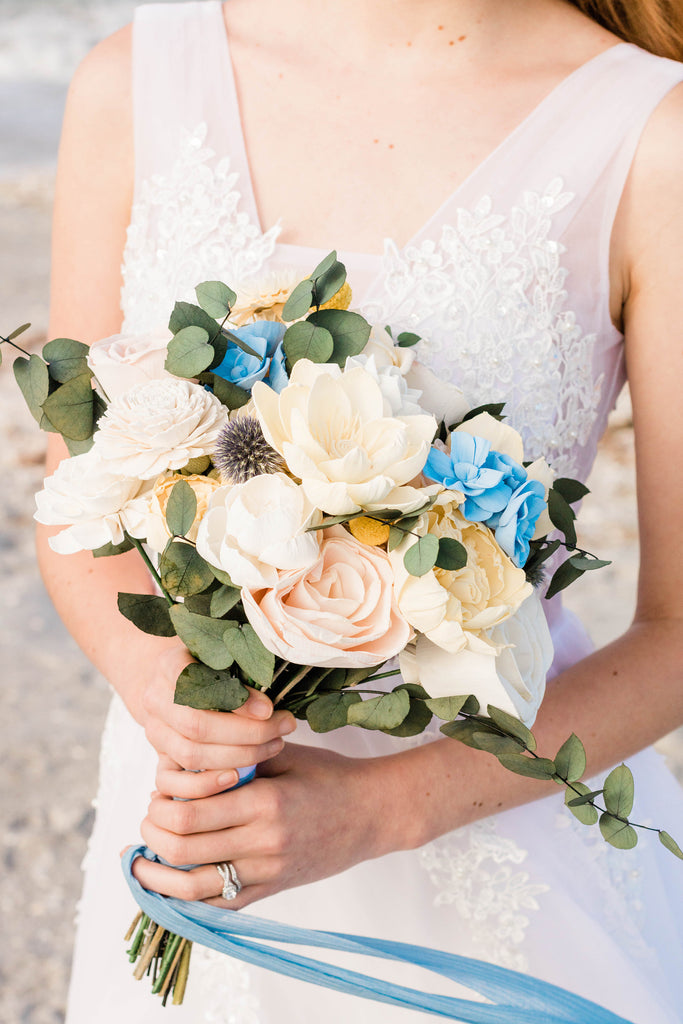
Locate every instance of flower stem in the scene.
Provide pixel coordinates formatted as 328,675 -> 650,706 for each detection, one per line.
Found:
128,536 -> 174,606
274,664 -> 313,705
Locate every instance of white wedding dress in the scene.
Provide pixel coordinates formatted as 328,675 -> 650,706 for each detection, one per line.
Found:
65,4 -> 683,1022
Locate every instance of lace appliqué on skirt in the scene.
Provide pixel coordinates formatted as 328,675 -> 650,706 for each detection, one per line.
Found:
361,179 -> 604,478
121,123 -> 280,334
186,947 -> 262,1024
418,819 -> 549,972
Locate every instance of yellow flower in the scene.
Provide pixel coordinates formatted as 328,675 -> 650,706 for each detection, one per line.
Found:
348,516 -> 391,547
230,271 -> 352,326
142,472 -> 223,552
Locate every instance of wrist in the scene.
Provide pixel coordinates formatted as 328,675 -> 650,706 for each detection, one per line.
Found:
357,748 -> 432,858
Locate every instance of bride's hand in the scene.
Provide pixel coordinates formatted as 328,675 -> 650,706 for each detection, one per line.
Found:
131,743 -> 393,909
140,645 -> 297,774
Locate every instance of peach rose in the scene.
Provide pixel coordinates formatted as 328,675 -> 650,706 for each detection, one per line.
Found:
241,526 -> 411,668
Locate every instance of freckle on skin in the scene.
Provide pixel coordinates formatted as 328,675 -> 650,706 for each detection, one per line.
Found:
459,35 -> 466,41
389,143 -> 395,149
612,670 -> 618,676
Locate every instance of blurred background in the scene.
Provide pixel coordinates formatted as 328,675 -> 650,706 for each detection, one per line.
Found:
1,2 -> 681,1022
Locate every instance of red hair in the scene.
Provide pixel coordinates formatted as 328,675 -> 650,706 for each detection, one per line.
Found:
568,0 -> 683,60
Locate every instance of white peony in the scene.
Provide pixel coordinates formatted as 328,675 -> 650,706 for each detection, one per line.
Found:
252,359 -> 437,515
195,473 -> 321,589
87,328 -> 173,400
93,378 -> 228,479
400,590 -> 552,726
403,360 -> 471,427
34,450 -> 145,554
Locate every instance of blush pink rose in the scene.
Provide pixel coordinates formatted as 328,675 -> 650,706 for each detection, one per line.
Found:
241,526 -> 411,668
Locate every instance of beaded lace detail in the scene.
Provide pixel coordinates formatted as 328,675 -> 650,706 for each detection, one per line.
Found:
361,179 -> 604,479
187,947 -> 262,1024
121,123 -> 280,334
418,819 -> 549,972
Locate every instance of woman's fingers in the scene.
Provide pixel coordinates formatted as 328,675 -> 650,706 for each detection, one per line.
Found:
130,853 -> 277,907
140,814 -> 263,866
144,715 -> 290,770
147,788 -> 253,836
155,760 -> 239,799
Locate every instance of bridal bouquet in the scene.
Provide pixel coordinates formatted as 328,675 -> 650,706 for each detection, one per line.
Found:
3,252 -> 680,1005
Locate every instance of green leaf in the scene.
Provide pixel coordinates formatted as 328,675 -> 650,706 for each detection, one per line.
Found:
347,689 -> 411,731
387,526 -> 404,552
435,537 -> 467,571
425,695 -> 471,720
310,251 -> 339,279
461,695 -> 480,715
165,326 -> 214,378
599,812 -> 638,850
165,479 -> 198,538
553,477 -> 590,504
459,402 -> 506,425
659,831 -> 683,860
8,322 -> 31,340
565,782 -> 599,825
440,718 -> 502,748
43,338 -> 92,384
473,732 -> 526,756
210,584 -> 242,618
223,624 -> 275,687
41,373 -> 95,440
547,488 -> 577,548
117,593 -> 176,637
174,662 -> 249,712
182,455 -> 212,475
545,558 -> 585,600
209,564 -> 236,587
386,690 -> 433,736
195,280 -> 237,319
403,534 -> 439,577
553,733 -> 586,783
209,373 -> 252,409
497,753 -> 557,780
92,536 -> 135,558
567,787 -> 604,807
308,309 -> 371,365
169,605 -> 235,669
314,260 -> 347,306
487,705 -> 537,752
282,279 -> 315,321
283,320 -> 334,366
160,541 -> 215,597
603,763 -> 635,818
397,331 -> 421,348
168,301 -> 218,337
13,354 -> 50,425
568,555 -> 611,571
307,690 -> 362,732
344,667 -> 377,687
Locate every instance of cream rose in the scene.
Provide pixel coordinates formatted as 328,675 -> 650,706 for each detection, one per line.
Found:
399,590 -> 552,726
34,450 -> 145,555
390,491 -> 532,654
195,473 -> 321,589
404,360 -> 470,426
128,472 -> 223,553
362,325 -> 417,374
252,359 -> 437,515
241,526 -> 411,668
87,328 -> 173,400
93,378 -> 228,479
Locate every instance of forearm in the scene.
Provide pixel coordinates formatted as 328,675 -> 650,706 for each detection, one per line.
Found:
373,617 -> 683,854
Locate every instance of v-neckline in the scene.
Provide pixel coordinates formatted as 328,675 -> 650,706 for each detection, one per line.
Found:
213,2 -> 629,260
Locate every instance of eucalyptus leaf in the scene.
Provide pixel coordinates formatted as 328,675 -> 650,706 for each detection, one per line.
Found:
568,555 -> 611,571
166,479 -> 198,538
460,403 -> 506,424
92,536 -> 135,558
169,605 -> 235,669
160,541 -> 215,597
209,564 -> 236,587
43,337 -> 92,384
660,831 -> 683,860
282,279 -> 314,321
553,477 -> 590,504
210,373 -> 252,409
497,753 -> 557,780
183,455 -> 212,475
603,763 -> 635,819
567,787 -> 604,807
461,695 -> 481,715
599,812 -> 638,850
41,373 -> 95,440
440,719 -> 502,748
553,733 -> 586,783
397,331 -> 421,348
210,584 -> 242,618
195,280 -> 237,319
387,526 -> 404,552
346,689 -> 410,731
386,695 -> 433,737
545,558 -> 585,600
306,690 -> 362,733
313,261 -> 347,306
425,695 -> 471,720
487,705 -> 536,752
310,250 -> 339,279
168,301 -> 218,337
174,662 -> 249,712
13,354 -> 50,425
403,534 -> 439,577
547,489 -> 577,548
8,322 -> 31,340
165,326 -> 214,378
117,593 -> 176,637
435,537 -> 467,571
283,321 -> 334,366
344,667 -> 377,687
223,624 -> 275,687
564,782 -> 599,825
472,732 -> 526,756
308,309 -> 371,365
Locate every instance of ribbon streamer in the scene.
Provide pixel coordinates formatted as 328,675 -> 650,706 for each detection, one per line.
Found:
122,845 -> 633,1023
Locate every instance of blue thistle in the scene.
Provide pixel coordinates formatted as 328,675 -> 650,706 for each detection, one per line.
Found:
213,417 -> 285,483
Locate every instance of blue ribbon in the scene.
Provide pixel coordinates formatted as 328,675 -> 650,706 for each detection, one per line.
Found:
122,845 -> 633,1023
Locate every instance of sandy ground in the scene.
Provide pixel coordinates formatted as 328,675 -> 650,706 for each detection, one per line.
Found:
0,180 -> 681,1024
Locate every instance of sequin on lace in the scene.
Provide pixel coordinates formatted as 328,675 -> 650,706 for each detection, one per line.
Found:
360,179 -> 604,479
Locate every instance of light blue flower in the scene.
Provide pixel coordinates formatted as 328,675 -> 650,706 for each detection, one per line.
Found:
424,433 -> 526,522
213,321 -> 288,393
488,479 -> 546,567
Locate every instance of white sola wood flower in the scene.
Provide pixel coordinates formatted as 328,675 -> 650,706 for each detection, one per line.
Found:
93,378 -> 228,479
252,359 -> 437,515
86,327 -> 173,399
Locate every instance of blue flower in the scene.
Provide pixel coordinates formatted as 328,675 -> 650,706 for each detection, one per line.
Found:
488,479 -> 546,566
424,433 -> 526,522
213,321 -> 288,393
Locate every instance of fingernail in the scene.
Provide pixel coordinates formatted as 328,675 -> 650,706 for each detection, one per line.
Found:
279,716 -> 297,736
249,698 -> 272,720
217,770 -> 238,788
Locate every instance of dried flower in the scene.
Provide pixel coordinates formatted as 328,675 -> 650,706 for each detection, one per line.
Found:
213,416 -> 285,484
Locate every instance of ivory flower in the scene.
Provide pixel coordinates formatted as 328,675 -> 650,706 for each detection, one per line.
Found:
390,491 -> 532,654
195,473 -> 321,589
128,472 -> 223,553
93,378 -> 228,479
229,268 -> 302,325
362,325 -> 416,374
252,359 -> 437,515
86,328 -> 173,399
403,360 -> 470,426
34,450 -> 145,554
241,526 -> 411,668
